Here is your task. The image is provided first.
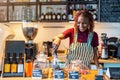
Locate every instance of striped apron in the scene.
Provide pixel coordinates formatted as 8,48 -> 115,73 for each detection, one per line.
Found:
66,30 -> 94,67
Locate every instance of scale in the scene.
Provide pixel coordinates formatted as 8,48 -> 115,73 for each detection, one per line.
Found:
106,67 -> 120,79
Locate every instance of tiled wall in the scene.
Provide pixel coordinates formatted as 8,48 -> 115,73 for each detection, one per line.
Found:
8,22 -> 120,50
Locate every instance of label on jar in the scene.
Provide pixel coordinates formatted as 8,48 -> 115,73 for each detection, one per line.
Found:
54,70 -> 64,79
32,69 -> 42,79
69,71 -> 79,80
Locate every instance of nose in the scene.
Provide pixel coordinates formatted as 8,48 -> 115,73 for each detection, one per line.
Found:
79,23 -> 84,27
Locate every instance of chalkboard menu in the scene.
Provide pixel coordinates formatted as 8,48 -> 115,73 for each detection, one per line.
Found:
100,0 -> 120,22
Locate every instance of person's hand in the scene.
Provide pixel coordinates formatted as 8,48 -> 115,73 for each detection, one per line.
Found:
52,37 -> 61,50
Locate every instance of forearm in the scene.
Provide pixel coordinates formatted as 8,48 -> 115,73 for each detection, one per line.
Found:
53,34 -> 64,50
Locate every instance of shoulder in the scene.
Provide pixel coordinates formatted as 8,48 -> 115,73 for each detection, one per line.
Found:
62,28 -> 74,38
93,31 -> 98,37
66,28 -> 74,31
62,28 -> 74,33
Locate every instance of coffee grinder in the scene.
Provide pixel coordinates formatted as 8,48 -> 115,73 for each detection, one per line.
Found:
101,33 -> 108,59
22,21 -> 38,60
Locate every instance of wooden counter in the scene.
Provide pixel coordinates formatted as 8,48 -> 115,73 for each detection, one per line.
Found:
99,58 -> 120,63
0,70 -> 108,80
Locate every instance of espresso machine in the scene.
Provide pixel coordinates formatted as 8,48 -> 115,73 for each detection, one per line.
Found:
101,33 -> 108,59
22,22 -> 38,60
107,37 -> 118,58
117,39 -> 120,59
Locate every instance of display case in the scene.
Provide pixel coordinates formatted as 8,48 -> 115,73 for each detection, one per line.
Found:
2,41 -> 25,77
0,0 -> 99,22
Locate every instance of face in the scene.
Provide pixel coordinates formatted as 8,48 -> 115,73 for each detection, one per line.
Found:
77,15 -> 90,32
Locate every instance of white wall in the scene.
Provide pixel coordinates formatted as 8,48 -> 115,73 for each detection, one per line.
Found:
6,22 -> 120,50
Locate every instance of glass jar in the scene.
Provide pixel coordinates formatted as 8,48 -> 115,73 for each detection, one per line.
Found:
21,6 -> 34,21
35,52 -> 49,79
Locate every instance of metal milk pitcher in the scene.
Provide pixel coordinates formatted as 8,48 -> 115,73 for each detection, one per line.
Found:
101,47 -> 108,59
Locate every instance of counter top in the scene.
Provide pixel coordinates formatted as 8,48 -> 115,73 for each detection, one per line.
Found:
99,58 -> 120,63
0,70 -> 111,80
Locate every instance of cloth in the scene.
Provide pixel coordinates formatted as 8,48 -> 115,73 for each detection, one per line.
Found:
62,28 -> 99,47
65,29 -> 94,67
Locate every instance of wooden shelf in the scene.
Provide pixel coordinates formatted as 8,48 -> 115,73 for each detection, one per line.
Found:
68,1 -> 98,4
0,1 -> 99,22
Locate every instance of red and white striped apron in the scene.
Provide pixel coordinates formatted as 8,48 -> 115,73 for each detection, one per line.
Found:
66,30 -> 94,67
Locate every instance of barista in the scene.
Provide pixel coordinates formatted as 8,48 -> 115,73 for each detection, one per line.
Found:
53,10 -> 99,68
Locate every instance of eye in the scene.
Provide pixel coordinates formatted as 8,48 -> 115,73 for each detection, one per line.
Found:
77,22 -> 88,27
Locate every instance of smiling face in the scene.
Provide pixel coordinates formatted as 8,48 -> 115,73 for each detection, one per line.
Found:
77,15 -> 90,32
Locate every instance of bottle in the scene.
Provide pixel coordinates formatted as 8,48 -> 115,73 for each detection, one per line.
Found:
68,4 -> 73,20
25,55 -> 33,77
40,12 -> 45,20
4,53 -> 11,73
72,4 -> 76,18
52,10 -> 56,20
17,53 -> 24,73
11,53 -> 17,73
56,8 -> 61,20
48,7 -> 52,20
62,8 -> 67,20
45,7 -> 49,20
93,11 -> 97,21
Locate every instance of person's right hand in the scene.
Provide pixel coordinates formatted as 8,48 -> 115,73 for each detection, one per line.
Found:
52,37 -> 61,50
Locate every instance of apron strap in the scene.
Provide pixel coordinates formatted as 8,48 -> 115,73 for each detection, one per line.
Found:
87,31 -> 94,45
74,28 -> 78,43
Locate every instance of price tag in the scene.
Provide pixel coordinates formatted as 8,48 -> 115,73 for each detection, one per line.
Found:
69,71 -> 79,80
32,69 -> 42,79
54,70 -> 64,79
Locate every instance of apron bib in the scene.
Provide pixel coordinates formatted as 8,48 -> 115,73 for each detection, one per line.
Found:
66,29 -> 94,67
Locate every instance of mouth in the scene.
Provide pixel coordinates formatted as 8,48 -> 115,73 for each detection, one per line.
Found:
79,27 -> 86,32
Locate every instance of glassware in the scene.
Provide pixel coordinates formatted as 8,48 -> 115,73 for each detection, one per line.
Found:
66,60 -> 90,75
34,52 -> 49,79
21,6 -> 34,21
0,9 -> 5,21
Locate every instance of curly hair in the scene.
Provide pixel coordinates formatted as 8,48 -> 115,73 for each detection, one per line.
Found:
74,10 -> 94,32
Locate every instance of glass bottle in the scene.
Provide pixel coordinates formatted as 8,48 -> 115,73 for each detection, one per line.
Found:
48,7 -> 52,20
52,9 -> 56,20
11,53 -> 17,73
45,7 -> 49,20
72,4 -> 76,18
4,53 -> 11,73
62,7 -> 67,20
93,11 -> 97,20
17,53 -> 24,73
68,4 -> 73,20
0,9 -> 5,21
56,8 -> 61,20
25,55 -> 33,77
40,12 -> 45,20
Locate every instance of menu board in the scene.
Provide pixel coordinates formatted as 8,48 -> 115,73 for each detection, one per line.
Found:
100,0 -> 120,22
